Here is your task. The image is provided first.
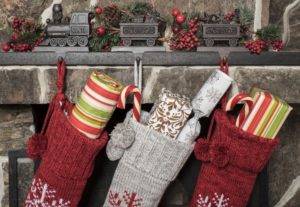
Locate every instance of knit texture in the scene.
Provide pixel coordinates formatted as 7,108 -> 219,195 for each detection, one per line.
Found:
24,61 -> 108,207
104,110 -> 194,207
189,109 -> 279,207
25,96 -> 108,207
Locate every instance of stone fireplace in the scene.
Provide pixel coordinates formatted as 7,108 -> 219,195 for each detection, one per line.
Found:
0,0 -> 300,206
0,51 -> 299,207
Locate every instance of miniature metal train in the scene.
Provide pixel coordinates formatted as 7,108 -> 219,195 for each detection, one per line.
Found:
202,23 -> 240,47
119,11 -> 160,47
43,4 -> 94,47
201,11 -> 241,47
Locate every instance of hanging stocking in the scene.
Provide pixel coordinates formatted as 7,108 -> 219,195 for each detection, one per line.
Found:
189,109 -> 279,207
189,58 -> 279,207
105,110 -> 194,207
24,61 -> 108,207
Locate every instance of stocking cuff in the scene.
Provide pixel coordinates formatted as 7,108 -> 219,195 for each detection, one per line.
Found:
40,104 -> 108,180
121,111 -> 194,182
194,109 -> 279,173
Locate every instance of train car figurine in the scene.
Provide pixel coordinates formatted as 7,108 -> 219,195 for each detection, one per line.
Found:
201,12 -> 241,47
120,11 -> 160,46
202,23 -> 240,47
42,4 -> 94,47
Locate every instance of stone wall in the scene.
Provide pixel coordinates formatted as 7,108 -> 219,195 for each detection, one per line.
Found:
269,104 -> 300,207
0,105 -> 34,207
1,65 -> 300,104
269,0 -> 300,50
0,105 -> 34,155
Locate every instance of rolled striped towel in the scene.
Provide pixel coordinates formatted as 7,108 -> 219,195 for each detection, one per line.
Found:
69,72 -> 123,139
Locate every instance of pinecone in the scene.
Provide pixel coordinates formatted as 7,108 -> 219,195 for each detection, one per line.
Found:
103,4 -> 121,27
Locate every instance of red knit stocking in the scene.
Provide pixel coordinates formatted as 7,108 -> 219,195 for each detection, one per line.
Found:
189,109 -> 279,207
24,61 -> 108,207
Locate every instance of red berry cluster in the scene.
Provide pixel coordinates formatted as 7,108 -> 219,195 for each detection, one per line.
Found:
226,12 -> 235,22
244,38 -> 284,54
12,17 -> 23,31
272,39 -> 283,51
170,16 -> 201,51
10,33 -> 20,43
2,16 -> 44,52
244,39 -> 265,54
12,44 -> 30,52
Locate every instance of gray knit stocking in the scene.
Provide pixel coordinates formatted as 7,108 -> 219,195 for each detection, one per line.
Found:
104,111 -> 194,207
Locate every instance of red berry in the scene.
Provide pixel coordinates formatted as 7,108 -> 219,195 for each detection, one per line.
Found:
95,6 -> 103,15
272,39 -> 283,51
176,14 -> 186,24
96,26 -> 106,36
2,43 -> 10,52
172,25 -> 180,33
172,8 -> 181,17
10,33 -> 20,42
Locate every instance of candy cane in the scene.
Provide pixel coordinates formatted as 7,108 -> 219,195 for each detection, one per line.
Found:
117,85 -> 142,122
226,93 -> 254,127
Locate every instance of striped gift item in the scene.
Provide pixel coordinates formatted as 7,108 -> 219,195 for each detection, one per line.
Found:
240,87 -> 292,139
69,72 -> 123,139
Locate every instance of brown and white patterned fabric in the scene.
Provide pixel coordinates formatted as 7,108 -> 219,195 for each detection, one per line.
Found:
147,88 -> 192,139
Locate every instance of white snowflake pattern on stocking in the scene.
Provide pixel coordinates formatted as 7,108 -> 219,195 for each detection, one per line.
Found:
197,193 -> 232,207
197,194 -> 211,207
212,192 -> 230,207
24,178 -> 71,207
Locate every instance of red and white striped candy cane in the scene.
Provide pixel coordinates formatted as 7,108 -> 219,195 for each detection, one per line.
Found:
117,85 -> 142,122
226,93 -> 254,127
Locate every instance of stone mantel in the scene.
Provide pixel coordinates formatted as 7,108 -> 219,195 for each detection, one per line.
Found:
0,51 -> 300,66
0,51 -> 299,104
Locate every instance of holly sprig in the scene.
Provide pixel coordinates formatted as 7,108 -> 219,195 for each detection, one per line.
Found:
2,17 -> 45,52
244,25 -> 283,54
169,9 -> 202,51
127,2 -> 153,16
256,24 -> 281,42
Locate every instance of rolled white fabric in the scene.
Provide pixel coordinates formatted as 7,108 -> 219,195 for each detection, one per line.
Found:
176,70 -> 233,143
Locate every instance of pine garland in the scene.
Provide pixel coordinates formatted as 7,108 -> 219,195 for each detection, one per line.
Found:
238,6 -> 254,26
256,24 -> 281,42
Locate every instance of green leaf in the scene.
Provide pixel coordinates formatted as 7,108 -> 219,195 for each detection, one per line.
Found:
238,5 -> 254,26
256,24 -> 281,42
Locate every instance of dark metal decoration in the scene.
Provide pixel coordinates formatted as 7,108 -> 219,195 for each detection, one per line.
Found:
120,11 -> 160,46
203,24 -> 240,47
41,4 -> 94,47
8,149 -> 39,207
8,149 -> 26,207
201,12 -> 241,47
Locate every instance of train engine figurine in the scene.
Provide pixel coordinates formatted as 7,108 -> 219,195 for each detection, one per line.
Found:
43,4 -> 94,47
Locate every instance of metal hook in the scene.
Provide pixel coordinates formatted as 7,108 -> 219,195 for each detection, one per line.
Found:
136,56 -> 141,64
222,56 -> 227,64
58,56 -> 64,63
